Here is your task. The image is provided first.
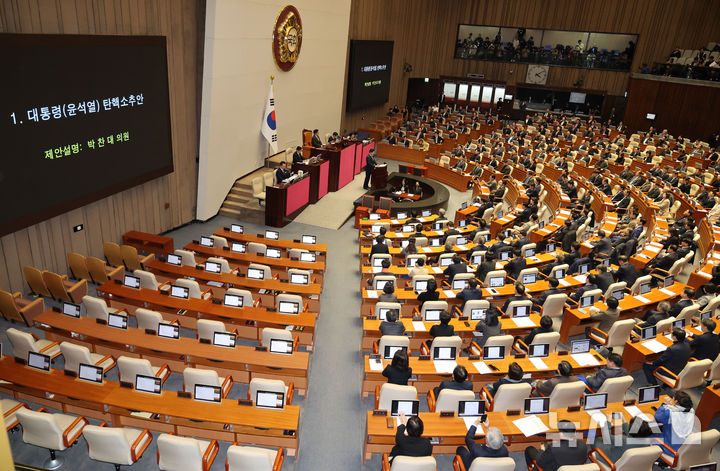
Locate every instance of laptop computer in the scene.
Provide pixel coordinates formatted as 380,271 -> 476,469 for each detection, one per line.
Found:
170,285 -> 189,299
231,242 -> 246,253
391,399 -> 419,416
414,279 -> 428,292
583,393 -> 608,411
384,345 -> 407,360
640,325 -> 657,340
483,345 -> 505,360
205,261 -> 222,273
470,308 -> 487,321
522,273 -> 537,284
638,385 -> 660,404
524,397 -> 550,414
529,344 -> 550,358
524,248 -> 535,257
107,312 -> 128,329
279,301 -> 299,314
266,248 -> 281,259
453,279 -> 468,290
489,276 -> 505,288
458,400 -> 486,419
580,295 -> 595,308
27,352 -> 50,371
424,309 -> 442,322
167,253 -> 183,265
513,305 -> 530,318
124,274 -> 141,289
212,332 -> 236,347
247,268 -> 265,280
570,339 -> 591,354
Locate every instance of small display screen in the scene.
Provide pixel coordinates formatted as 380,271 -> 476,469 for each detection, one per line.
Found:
269,339 -> 294,354
124,274 -> 140,289
62,302 -> 81,318
27,352 -> 51,371
247,268 -> 264,280
424,309 -> 442,321
390,399 -> 419,416
167,253 -> 182,265
384,345 -> 407,360
107,312 -> 128,329
213,332 -> 236,347
230,224 -> 243,233
158,323 -> 179,339
278,301 -> 300,314
483,345 -> 505,360
489,277 -> 504,288
170,285 -> 189,299
265,230 -> 279,240
433,346 -> 456,360
231,242 -> 246,253
78,363 -> 103,383
584,393 -> 608,411
224,294 -> 243,308
200,236 -> 213,247
194,384 -> 222,403
205,261 -> 221,273
524,397 -> 550,414
302,235 -> 316,244
256,391 -> 285,409
571,339 -> 590,353
266,248 -> 281,259
135,374 -> 162,394
529,344 -> 549,358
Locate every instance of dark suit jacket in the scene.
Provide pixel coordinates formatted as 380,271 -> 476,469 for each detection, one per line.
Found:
444,262 -> 468,280
476,261 -> 497,282
390,424 -> 433,459
292,151 -> 304,163
668,299 -> 692,318
370,243 -> 389,255
311,134 -> 323,148
535,440 -> 589,471
383,365 -> 412,385
651,340 -> 691,374
614,263 -> 638,287
505,257 -> 527,279
457,288 -> 483,308
464,425 -> 509,461
690,332 -> 720,361
562,230 -> 577,252
585,366 -> 628,391
535,375 -> 580,396
596,272 -> 615,292
429,324 -> 454,338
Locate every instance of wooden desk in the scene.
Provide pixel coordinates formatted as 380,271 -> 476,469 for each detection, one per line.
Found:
265,176 -> 311,227
0,357 -> 301,454
424,162 -> 470,192
558,283 -> 684,343
214,229 -> 327,254
377,142 -> 426,166
293,158 -> 330,203
696,386 -> 720,429
33,311 -> 311,392
363,399 -> 657,462
122,231 -> 174,256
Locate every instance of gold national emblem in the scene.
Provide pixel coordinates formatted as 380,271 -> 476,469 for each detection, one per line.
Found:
273,6 -> 303,72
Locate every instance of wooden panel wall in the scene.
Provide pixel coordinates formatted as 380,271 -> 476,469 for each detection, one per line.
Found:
0,0 -> 200,294
342,0 -> 720,132
625,77 -> 720,140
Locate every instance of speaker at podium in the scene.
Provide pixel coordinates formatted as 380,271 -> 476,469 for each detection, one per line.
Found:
371,163 -> 388,189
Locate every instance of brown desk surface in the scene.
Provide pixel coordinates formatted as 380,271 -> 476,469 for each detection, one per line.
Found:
214,229 -> 327,253
143,261 -> 322,296
696,386 -> 720,429
0,357 -> 299,431
358,214 -> 440,228
34,311 -> 310,373
362,316 -> 541,337
183,242 -> 325,272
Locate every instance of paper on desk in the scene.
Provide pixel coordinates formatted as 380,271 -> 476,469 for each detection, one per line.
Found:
285,325 -> 295,331
463,418 -> 485,433
530,256 -> 542,262
419,217 -> 427,222
423,247 -> 434,253
369,357 -> 384,371
372,267 -> 382,273
206,280 -> 224,288
130,411 -> 153,419
513,317 -> 536,328
558,278 -> 571,287
444,290 -> 456,298
574,275 -> 588,284
529,357 -> 549,370
513,415 -> 549,437
473,361 -> 493,374
659,288 -> 676,296
587,411 -> 608,427
572,353 -> 600,366
456,245 -> 468,251
495,262 -> 504,270
624,405 -> 652,422
412,321 -> 427,331
634,295 -> 651,303
366,290 -> 378,298
433,360 -> 457,374
433,267 -> 444,274
391,219 -> 400,224
641,339 -> 667,353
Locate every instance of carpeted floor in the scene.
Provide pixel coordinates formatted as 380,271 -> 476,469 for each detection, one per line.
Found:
3,166 -> 720,470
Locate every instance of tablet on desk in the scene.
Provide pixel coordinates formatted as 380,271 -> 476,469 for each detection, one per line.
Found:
300,252 -> 316,263
513,305 -> 530,318
639,283 -> 652,295
433,346 -> 456,360
440,257 -> 453,267
124,274 -> 141,289
522,273 -> 537,284
583,392 -> 607,411
489,277 -> 505,289
170,285 -> 189,299
422,210 -> 431,217
200,236 -> 214,247
553,268 -> 565,279
62,302 -> 81,318
265,230 -> 279,240
384,345 -> 407,360
27,352 -> 51,372
638,385 -> 660,404
524,397 -> 550,415
483,345 -> 505,360
231,242 -> 246,253
369,214 -> 381,221
247,268 -> 265,280
213,332 -> 236,347
470,308 -> 487,321
402,225 -> 414,233
458,400 -> 486,418
301,235 -> 316,244
430,238 -> 442,247
278,301 -> 300,314
414,280 -> 428,292
107,312 -> 128,330
391,399 -> 419,417
194,384 -> 222,403
269,339 -> 294,355
78,363 -> 103,383
529,344 -> 549,358
158,323 -> 180,339
256,391 -> 285,409
205,261 -> 222,273
135,374 -> 162,394
266,248 -> 282,259
378,308 -> 398,321
640,325 -> 656,340
456,237 -> 468,245
524,248 -> 535,258
167,253 -> 183,265
230,224 -> 243,234
290,273 -> 309,285
571,339 -> 590,354
424,309 -> 442,322
224,293 -> 243,308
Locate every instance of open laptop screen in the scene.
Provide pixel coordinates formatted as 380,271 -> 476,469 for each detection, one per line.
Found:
529,344 -> 549,358
483,345 -> 505,360
638,385 -> 660,404
571,339 -> 590,354
524,397 -> 550,414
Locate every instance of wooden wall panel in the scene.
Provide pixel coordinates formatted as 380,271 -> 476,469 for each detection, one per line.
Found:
342,0 -> 720,132
0,0 -> 200,294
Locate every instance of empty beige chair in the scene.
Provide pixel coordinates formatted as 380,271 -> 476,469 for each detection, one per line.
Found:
83,295 -> 126,322
658,429 -> 720,469
456,456 -> 516,471
121,244 -> 152,271
174,278 -> 212,300
6,327 -> 61,360
133,269 -> 168,291
206,256 -> 232,273
603,281 -> 627,301
288,268 -> 312,285
16,408 -> 89,470
376,335 -> 410,357
655,317 -> 674,335
226,288 -> 254,307
226,446 -> 284,471
117,356 -> 170,385
182,367 -> 233,398
247,263 -> 271,279
196,319 -> 230,342
375,383 -> 418,411
382,454 -> 436,471
60,341 -> 116,374
210,235 -> 228,249
706,354 -> 720,383
86,256 -> 125,284
67,252 -> 91,281
157,433 -> 219,471
42,270 -> 87,304
590,444 -> 661,471
653,358 -> 712,390
103,242 -> 124,267
252,177 -> 266,205
1,398 -> 29,431
83,424 -> 152,469
174,249 -> 197,267
23,266 -> 52,298
590,375 -> 633,403
264,171 -> 275,187
589,319 -> 636,350
513,332 -> 561,354
135,308 -> 165,332
542,293 -> 569,330
247,242 -> 267,256
261,327 -> 294,351
482,383 -> 532,411
0,289 -> 44,326
547,381 -> 586,409
248,377 -> 293,405
428,388 -> 475,413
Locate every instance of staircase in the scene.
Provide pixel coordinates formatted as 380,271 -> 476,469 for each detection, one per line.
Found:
218,168 -> 276,224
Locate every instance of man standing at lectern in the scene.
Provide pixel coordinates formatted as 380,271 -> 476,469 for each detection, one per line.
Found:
311,129 -> 323,148
364,148 -> 377,190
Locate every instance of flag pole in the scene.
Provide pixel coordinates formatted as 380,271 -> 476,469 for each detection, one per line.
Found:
269,75 -> 274,161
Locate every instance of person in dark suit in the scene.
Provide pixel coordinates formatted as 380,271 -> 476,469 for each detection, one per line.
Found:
429,310 -> 454,339
569,274 -> 598,302
588,296 -> 620,333
525,421 -> 588,471
441,222 -> 460,244
689,318 -> 720,361
363,148 -> 377,190
379,309 -> 406,336
534,361 -> 579,396
433,365 -> 473,397
613,256 -> 639,287
591,231 -> 613,258
643,328 -> 691,385
382,349 -> 412,385
521,315 -> 554,346
487,361 -> 529,395
534,277 -> 561,310
275,161 -> 292,182
504,247 -> 527,280
443,254 -> 468,282
501,282 -> 531,313
390,414 -> 432,462
561,221 -> 577,253
457,279 -> 483,309
417,278 -> 440,307
648,244 -> 679,272
311,129 -> 323,148
578,353 -> 628,391
475,252 -> 497,283
370,235 -> 389,255
292,146 -> 304,163
456,422 -> 509,470
668,287 -> 695,317
595,265 -> 615,292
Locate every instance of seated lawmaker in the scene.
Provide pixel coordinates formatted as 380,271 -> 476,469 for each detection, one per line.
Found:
433,365 -> 473,397
456,422 -> 508,470
577,353 -> 627,391
457,279 -> 483,309
474,306 -> 502,349
382,349 -> 411,385
379,309 -> 405,335
654,391 -> 698,451
689,318 -> 719,361
521,315 -> 553,345
292,146 -> 303,163
275,161 -> 292,182
378,282 -> 398,303
524,420 -> 588,471
429,310 -> 454,339
533,360 -> 579,396
486,361 -> 528,395
501,282 -> 531,313
643,328 -> 691,385
417,278 -> 440,307
533,277 -> 561,310
390,414 -> 432,462
444,254 -> 468,281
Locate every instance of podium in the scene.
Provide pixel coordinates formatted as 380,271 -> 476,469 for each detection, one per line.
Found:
371,164 -> 388,189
